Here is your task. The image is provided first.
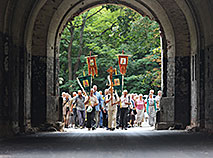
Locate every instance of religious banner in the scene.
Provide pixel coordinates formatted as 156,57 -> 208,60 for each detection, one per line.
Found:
112,74 -> 123,91
107,74 -> 123,96
86,55 -> 98,78
77,75 -> 92,94
117,51 -> 131,75
118,55 -> 129,75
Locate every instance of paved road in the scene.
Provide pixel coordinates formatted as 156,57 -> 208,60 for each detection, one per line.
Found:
0,125 -> 213,158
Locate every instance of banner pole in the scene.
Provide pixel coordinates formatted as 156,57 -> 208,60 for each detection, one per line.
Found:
76,77 -> 86,95
122,75 -> 124,92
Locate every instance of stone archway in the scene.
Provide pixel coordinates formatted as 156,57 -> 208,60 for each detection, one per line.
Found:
2,0 -> 213,136
26,0 -> 194,129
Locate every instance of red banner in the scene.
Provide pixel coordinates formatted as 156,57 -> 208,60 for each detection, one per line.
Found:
87,56 -> 98,77
118,55 -> 129,75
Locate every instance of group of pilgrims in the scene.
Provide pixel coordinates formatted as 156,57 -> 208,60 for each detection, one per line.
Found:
61,85 -> 162,131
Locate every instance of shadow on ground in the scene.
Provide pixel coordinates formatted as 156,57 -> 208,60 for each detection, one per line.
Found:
0,127 -> 213,158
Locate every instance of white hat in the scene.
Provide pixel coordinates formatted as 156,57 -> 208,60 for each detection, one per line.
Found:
123,90 -> 128,93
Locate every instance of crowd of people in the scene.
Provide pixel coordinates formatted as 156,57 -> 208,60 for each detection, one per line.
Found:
61,85 -> 162,131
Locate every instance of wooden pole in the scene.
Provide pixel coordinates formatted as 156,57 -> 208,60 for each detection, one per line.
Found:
107,66 -> 115,106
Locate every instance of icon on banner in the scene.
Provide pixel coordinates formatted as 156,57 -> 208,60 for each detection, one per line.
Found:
120,58 -> 127,65
90,59 -> 95,66
83,80 -> 89,87
114,78 -> 120,86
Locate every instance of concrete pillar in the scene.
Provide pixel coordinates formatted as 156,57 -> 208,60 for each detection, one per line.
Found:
2,34 -> 19,135
174,56 -> 191,128
0,33 -> 11,136
205,46 -> 213,130
31,55 -> 47,126
156,0 -> 191,129
30,0 -> 62,126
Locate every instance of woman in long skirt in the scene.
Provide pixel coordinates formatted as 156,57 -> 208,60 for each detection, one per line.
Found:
146,93 -> 157,127
135,94 -> 145,127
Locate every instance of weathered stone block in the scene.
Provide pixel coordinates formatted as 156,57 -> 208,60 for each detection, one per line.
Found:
31,55 -> 47,126
156,97 -> 175,129
175,56 -> 191,127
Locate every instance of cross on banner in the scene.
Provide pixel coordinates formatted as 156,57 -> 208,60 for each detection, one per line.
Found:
107,66 -> 116,106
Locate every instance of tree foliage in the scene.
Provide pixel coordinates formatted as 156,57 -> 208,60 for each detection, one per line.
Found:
59,5 -> 161,95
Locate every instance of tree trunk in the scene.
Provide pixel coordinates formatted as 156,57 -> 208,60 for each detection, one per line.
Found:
68,23 -> 75,80
73,11 -> 89,79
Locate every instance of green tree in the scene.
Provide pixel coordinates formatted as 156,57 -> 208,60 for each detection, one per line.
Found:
59,5 -> 161,95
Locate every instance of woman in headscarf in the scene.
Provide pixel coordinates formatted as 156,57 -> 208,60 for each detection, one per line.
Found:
146,93 -> 157,127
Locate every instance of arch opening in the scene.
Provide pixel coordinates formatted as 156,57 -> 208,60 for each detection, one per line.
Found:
23,0 -> 199,132
58,4 -> 162,129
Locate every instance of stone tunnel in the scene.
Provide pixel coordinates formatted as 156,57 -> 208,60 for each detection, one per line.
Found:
0,0 -> 213,137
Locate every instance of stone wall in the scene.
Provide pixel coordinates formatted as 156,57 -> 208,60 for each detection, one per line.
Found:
0,0 -> 213,136
205,46 -> 213,130
156,97 -> 174,129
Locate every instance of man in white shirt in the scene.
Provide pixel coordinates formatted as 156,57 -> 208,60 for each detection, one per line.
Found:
105,88 -> 120,131
120,90 -> 131,130
84,88 -> 99,131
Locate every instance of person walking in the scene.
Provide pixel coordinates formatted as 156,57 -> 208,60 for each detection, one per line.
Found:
63,93 -> 71,128
120,90 -> 131,130
99,90 -> 104,128
135,94 -> 145,127
105,88 -> 120,131
70,92 -> 78,128
129,94 -> 137,128
93,85 -> 103,129
85,88 -> 99,131
103,89 -> 109,129
74,90 -> 85,129
147,93 -> 157,127
155,90 -> 162,110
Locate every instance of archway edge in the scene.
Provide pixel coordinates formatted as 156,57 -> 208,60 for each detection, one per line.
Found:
24,0 -> 177,57
27,0 -> 197,128
45,0 -> 177,123
48,0 -> 176,58
29,0 -> 177,124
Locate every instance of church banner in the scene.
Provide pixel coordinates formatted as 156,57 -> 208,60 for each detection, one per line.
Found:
118,55 -> 129,75
112,74 -> 123,91
77,75 -> 92,94
86,55 -> 98,78
108,74 -> 123,95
